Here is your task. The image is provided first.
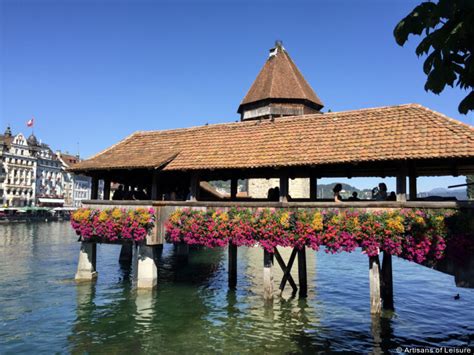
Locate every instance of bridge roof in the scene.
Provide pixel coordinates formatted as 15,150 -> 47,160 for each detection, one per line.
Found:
70,104 -> 474,173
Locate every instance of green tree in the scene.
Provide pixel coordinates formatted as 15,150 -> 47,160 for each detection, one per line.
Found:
467,176 -> 474,200
394,0 -> 474,114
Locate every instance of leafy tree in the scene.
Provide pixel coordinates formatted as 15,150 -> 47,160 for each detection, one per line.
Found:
394,0 -> 474,114
467,176 -> 474,200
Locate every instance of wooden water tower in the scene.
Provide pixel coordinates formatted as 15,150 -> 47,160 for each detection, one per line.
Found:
237,41 -> 324,121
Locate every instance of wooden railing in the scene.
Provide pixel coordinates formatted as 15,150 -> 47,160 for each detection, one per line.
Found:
83,199 -> 474,209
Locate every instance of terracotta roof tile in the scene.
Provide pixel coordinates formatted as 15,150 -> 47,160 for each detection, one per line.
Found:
71,104 -> 474,172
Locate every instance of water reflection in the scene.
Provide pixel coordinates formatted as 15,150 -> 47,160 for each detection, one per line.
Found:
371,314 -> 396,354
1,223 -> 474,353
135,290 -> 156,332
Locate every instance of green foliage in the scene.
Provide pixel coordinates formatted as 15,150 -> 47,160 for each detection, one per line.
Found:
394,0 -> 474,114
467,175 -> 474,200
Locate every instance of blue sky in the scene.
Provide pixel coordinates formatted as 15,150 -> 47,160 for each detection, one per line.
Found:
1,0 -> 471,192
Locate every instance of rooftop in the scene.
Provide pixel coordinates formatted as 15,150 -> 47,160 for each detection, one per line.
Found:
70,104 -> 474,173
238,42 -> 324,113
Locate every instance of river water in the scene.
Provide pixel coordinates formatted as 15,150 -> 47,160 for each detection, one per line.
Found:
0,222 -> 473,354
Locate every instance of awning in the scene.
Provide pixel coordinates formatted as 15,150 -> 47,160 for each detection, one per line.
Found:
38,198 -> 65,204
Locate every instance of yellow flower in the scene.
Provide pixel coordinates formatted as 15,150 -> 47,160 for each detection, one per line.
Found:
311,212 -> 323,231
73,208 -> 91,222
415,216 -> 425,225
386,216 -> 404,233
169,211 -> 182,224
279,211 -> 290,227
111,208 -> 122,219
98,210 -> 109,222
348,216 -> 360,229
220,212 -> 229,222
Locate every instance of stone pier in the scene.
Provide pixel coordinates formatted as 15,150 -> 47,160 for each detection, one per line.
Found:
137,245 -> 158,289
75,242 -> 97,281
263,250 -> 274,301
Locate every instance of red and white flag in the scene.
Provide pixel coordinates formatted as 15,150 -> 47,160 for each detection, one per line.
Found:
26,117 -> 34,127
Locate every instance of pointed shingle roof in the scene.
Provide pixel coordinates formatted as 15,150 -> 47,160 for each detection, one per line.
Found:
238,43 -> 324,113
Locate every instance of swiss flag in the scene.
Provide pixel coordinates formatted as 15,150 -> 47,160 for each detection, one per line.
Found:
26,117 -> 34,127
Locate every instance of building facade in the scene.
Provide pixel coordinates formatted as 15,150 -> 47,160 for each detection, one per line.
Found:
57,152 -> 92,207
0,130 -> 37,206
0,127 -> 91,207
33,137 -> 65,207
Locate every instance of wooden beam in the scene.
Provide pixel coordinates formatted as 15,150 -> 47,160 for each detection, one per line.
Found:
151,171 -> 160,200
85,199 -> 474,210
310,176 -> 317,200
119,243 -> 133,264
409,174 -> 417,201
279,174 -> 289,203
396,175 -> 407,202
176,243 -> 189,260
189,173 -> 200,201
274,247 -> 298,294
381,252 -> 394,310
91,177 -> 99,200
298,247 -> 308,298
230,178 -> 238,200
228,244 -> 237,289
103,178 -> 111,201
369,255 -> 382,314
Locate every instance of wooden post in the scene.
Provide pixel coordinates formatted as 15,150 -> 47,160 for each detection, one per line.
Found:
176,243 -> 189,259
263,249 -> 274,301
151,171 -> 159,200
230,178 -> 238,200
119,243 -> 133,264
103,178 -> 111,200
381,252 -> 394,310
91,177 -> 99,200
309,176 -> 317,201
228,243 -> 237,289
189,173 -> 199,201
275,248 -> 298,293
298,247 -> 308,298
279,174 -> 289,203
369,255 -> 382,314
409,174 -> 417,201
123,184 -> 129,199
396,175 -> 407,202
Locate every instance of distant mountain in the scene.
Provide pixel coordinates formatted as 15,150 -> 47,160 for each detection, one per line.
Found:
418,187 -> 467,200
317,183 -> 374,199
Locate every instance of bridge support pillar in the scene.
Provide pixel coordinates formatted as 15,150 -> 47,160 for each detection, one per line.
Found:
137,245 -> 158,289
119,243 -> 133,264
75,242 -> 97,281
228,244 -> 237,289
369,255 -> 382,314
298,247 -> 308,298
263,250 -> 274,302
381,252 -> 394,310
176,243 -> 189,260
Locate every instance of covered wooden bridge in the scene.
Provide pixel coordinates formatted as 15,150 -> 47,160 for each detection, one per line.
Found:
70,42 -> 474,314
